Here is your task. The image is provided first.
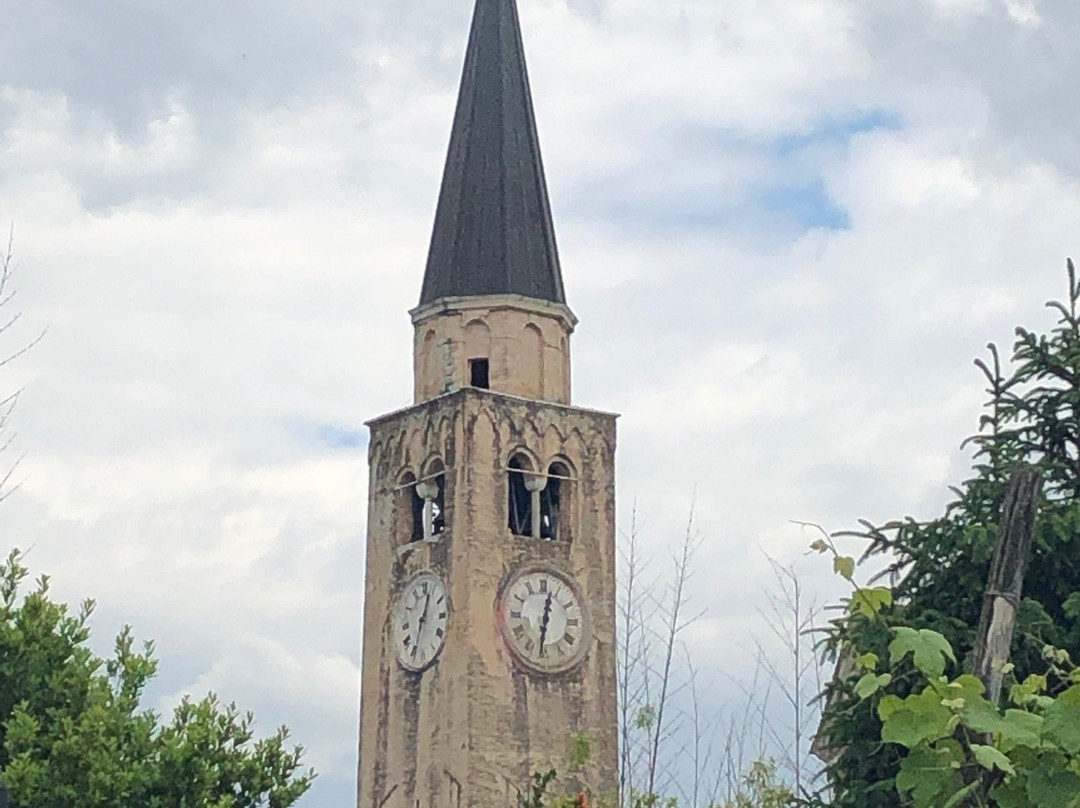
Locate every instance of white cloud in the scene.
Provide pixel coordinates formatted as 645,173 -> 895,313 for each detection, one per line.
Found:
1004,0 -> 1043,25
3,0 -> 1080,802
924,0 -> 992,19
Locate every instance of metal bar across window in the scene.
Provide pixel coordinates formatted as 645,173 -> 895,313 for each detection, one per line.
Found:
386,469 -> 451,492
501,467 -> 577,482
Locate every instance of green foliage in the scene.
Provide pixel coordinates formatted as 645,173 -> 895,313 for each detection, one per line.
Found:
627,792 -> 678,808
529,757 -> 794,808
1064,594 -> 1080,622
889,627 -> 958,680
522,770 -> 559,808
0,549 -> 314,808
522,733 -> 615,808
634,704 -> 657,731
567,733 -> 594,773
714,760 -> 795,808
877,634 -> 1078,808
815,262 -> 1080,807
812,538 -> 1080,808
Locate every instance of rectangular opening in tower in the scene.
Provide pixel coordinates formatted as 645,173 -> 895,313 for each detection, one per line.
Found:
470,358 -> 490,389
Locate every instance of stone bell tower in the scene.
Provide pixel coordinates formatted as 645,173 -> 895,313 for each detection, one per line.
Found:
357,0 -> 618,806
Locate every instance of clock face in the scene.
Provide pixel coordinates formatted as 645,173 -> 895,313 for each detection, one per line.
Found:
498,567 -> 590,674
394,572 -> 449,672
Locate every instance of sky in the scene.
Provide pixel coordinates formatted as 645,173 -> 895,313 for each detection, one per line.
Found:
2,0 -> 1079,804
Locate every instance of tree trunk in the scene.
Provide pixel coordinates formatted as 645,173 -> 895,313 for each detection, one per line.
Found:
970,466 -> 1041,704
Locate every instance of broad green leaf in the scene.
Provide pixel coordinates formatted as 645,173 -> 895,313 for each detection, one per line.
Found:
882,707 -> 952,748
853,587 -> 894,618
890,627 -> 957,679
972,744 -> 1016,776
1013,674 -> 1050,706
991,775 -> 1031,808
857,652 -> 880,671
942,781 -> 981,808
963,696 -> 1010,736
878,694 -> 904,722
855,673 -> 880,699
1027,757 -> 1080,808
896,744 -> 964,808
834,555 -> 856,580
951,674 -> 988,699
855,673 -> 893,699
1058,685 -> 1080,707
1001,710 -> 1044,749
1043,686 -> 1080,754
882,688 -> 956,748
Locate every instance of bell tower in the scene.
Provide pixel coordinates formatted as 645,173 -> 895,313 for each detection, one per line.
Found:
357,0 -> 618,806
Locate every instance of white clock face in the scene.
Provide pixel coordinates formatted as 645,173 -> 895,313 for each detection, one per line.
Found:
499,568 -> 590,674
394,572 -> 449,672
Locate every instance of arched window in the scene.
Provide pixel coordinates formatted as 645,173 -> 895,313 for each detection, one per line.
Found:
508,454 -> 532,536
465,320 -> 492,390
398,471 -> 425,544
540,461 -> 570,541
417,459 -> 447,540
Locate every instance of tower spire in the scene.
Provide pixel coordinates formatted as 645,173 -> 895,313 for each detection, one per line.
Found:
419,0 -> 566,306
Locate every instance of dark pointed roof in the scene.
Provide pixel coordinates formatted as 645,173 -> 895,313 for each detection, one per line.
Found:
419,0 -> 566,307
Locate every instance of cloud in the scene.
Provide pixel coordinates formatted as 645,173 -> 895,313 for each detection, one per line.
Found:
3,0 -> 1080,802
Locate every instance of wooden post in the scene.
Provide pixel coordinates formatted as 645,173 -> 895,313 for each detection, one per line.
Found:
971,466 -> 1041,704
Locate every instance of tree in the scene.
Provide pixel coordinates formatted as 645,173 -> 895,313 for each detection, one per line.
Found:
715,761 -> 794,808
814,260 -> 1080,806
813,526 -> 1080,808
0,549 -> 315,808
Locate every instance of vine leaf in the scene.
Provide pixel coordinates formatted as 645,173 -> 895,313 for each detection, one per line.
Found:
942,781 -> 981,808
881,688 -> 955,748
834,555 -> 856,580
971,744 -> 1015,776
854,672 -> 893,699
895,743 -> 964,807
890,627 -> 956,679
1042,685 -> 1080,754
851,587 -> 893,618
1026,758 -> 1080,808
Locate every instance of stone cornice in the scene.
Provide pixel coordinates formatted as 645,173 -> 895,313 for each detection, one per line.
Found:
409,294 -> 578,332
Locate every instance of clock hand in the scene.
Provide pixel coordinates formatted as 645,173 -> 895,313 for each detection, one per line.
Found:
415,591 -> 433,648
539,593 -> 553,657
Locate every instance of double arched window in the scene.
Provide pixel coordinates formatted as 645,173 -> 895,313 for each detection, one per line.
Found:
507,453 -> 573,541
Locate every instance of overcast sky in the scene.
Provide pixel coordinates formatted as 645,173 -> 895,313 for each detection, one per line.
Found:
2,0 -> 1079,803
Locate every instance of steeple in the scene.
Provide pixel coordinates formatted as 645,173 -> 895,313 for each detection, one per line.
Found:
358,9 -> 617,804
419,0 -> 566,306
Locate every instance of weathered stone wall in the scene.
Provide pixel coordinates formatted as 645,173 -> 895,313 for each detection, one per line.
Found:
411,295 -> 575,406
358,388 -> 618,808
